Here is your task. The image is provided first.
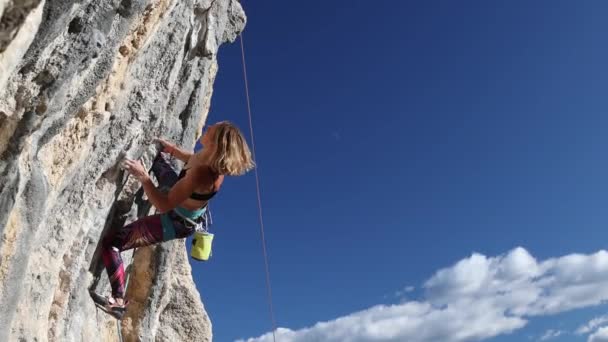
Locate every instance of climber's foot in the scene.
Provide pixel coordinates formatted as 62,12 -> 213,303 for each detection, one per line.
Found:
90,291 -> 128,320
103,297 -> 128,319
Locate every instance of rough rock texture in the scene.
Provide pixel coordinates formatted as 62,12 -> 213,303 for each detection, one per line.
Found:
0,0 -> 246,341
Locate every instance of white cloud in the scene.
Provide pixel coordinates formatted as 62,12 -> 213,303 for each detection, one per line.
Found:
393,285 -> 415,299
589,327 -> 608,342
237,247 -> 608,342
235,302 -> 525,342
539,329 -> 563,341
577,315 -> 608,335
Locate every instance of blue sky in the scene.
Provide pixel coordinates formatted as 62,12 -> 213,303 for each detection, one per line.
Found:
185,1 -> 608,341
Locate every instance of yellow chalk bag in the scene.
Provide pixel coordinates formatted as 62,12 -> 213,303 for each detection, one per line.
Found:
191,231 -> 214,261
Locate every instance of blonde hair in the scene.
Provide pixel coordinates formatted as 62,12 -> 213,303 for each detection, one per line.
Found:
208,121 -> 255,176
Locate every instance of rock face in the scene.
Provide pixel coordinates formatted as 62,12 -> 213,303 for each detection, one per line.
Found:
0,0 -> 246,341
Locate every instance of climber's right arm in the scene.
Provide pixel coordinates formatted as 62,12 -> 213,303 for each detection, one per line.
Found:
155,138 -> 192,163
167,145 -> 193,163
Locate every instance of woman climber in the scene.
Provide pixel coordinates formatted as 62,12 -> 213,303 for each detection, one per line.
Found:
98,120 -> 255,318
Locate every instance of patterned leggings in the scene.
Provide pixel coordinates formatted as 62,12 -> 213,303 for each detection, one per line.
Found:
102,153 -> 195,299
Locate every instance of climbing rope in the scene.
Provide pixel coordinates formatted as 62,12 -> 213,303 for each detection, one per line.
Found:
240,33 -> 278,342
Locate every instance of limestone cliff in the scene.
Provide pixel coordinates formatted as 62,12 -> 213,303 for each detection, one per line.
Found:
0,0 -> 246,341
